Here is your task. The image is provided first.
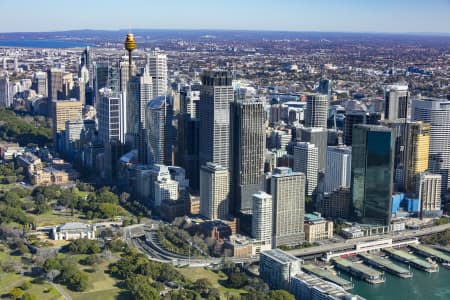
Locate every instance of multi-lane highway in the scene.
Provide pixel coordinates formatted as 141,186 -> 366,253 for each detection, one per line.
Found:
286,223 -> 450,258
125,222 -> 450,265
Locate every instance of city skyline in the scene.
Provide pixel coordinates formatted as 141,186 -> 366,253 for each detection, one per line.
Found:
0,0 -> 449,34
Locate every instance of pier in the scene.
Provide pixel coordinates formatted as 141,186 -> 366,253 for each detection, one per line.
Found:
332,258 -> 385,284
408,244 -> 450,263
359,253 -> 413,278
383,248 -> 438,272
302,264 -> 354,290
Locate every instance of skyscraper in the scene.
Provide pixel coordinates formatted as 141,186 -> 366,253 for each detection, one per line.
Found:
32,71 -> 47,97
384,85 -> 409,120
293,142 -> 318,197
271,167 -> 306,247
177,112 -> 200,191
344,110 -> 381,146
199,71 -> 233,170
403,121 -> 430,195
231,99 -> 265,214
412,97 -> 450,195
47,68 -> 63,101
252,191 -> 272,246
351,125 -> 394,225
126,71 -> 153,151
324,146 -> 352,193
305,94 -> 328,129
299,127 -> 328,171
52,100 -> 83,151
98,88 -> 125,143
180,86 -> 200,118
146,95 -> 173,166
147,50 -> 168,97
200,163 -> 230,220
0,75 -> 12,108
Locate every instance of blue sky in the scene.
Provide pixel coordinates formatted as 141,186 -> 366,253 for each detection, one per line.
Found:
0,0 -> 449,33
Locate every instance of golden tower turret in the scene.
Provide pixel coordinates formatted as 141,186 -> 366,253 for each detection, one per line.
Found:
124,33 -> 136,78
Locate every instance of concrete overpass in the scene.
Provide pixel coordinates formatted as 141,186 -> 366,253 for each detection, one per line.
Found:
287,223 -> 450,259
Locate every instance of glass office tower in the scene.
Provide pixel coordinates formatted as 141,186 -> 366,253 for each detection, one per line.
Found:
351,125 -> 394,225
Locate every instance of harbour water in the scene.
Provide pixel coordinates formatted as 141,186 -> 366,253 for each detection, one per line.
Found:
341,265 -> 450,299
0,40 -> 92,48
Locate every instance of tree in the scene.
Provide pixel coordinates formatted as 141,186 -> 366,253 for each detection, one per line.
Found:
21,292 -> 37,300
227,272 -> 248,289
125,275 -> 160,300
9,287 -> 23,299
21,281 -> 32,290
268,290 -> 295,300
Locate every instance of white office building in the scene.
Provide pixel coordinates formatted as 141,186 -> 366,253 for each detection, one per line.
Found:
412,97 -> 450,194
200,163 -> 230,220
293,142 -> 318,196
147,50 -> 168,97
154,178 -> 179,207
324,146 -> 352,193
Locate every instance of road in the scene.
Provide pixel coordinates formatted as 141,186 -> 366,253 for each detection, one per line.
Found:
126,225 -> 257,266
49,282 -> 72,300
126,222 -> 450,265
287,223 -> 450,258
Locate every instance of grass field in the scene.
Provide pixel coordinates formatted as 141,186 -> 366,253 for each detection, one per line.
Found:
177,267 -> 247,299
62,258 -> 124,300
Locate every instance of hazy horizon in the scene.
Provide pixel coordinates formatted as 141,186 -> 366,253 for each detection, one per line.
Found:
0,0 -> 449,34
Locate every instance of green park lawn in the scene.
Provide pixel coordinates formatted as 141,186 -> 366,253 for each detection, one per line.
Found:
177,267 -> 247,299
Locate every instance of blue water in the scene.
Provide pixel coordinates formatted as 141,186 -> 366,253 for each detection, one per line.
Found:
340,265 -> 450,299
0,40 -> 93,48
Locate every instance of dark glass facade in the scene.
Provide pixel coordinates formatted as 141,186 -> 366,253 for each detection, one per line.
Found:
351,125 -> 394,225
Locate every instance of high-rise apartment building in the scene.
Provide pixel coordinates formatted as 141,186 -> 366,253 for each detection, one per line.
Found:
384,85 -> 409,120
412,97 -> 450,194
324,146 -> 352,193
305,94 -> 328,129
418,173 -> 442,218
271,167 -> 306,247
231,99 -> 265,214
200,163 -> 230,220
147,50 -> 168,97
351,125 -> 394,225
251,191 -> 272,246
293,142 -> 318,196
199,71 -> 233,170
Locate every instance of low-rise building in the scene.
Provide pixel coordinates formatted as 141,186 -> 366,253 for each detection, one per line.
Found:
290,272 -> 365,300
31,167 -> 69,185
260,248 -> 303,291
304,212 -> 333,243
0,143 -> 24,160
51,222 -> 96,240
341,227 -> 365,239
16,153 -> 43,177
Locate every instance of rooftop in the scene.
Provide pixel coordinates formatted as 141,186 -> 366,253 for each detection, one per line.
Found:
261,248 -> 302,265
